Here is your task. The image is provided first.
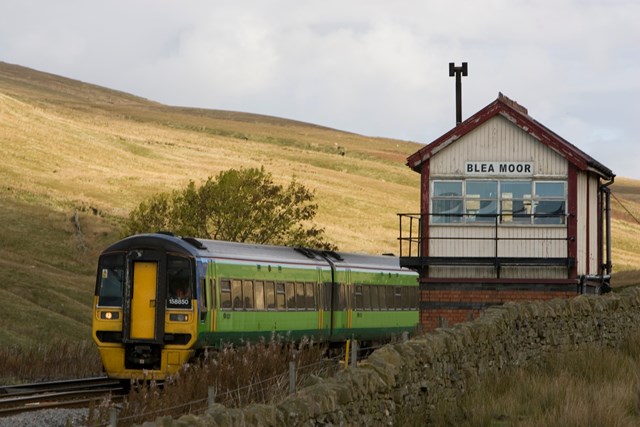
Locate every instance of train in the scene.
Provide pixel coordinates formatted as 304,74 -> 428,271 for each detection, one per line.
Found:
91,233 -> 419,380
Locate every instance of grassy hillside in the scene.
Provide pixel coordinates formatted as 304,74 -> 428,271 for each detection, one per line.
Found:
0,61 -> 638,347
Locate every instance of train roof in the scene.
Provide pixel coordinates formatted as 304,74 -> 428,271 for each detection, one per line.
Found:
102,233 -> 413,273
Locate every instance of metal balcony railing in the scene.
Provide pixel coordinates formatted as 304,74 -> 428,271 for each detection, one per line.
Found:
397,213 -> 573,272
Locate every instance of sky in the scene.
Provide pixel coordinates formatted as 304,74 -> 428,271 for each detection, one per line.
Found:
1,0 -> 639,179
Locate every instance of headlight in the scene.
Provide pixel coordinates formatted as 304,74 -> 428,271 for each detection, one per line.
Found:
169,314 -> 189,322
100,311 -> 120,320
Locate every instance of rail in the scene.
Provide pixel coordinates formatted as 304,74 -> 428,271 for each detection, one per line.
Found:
0,377 -> 124,417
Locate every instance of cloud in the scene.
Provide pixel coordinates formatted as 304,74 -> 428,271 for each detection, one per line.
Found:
0,0 -> 638,177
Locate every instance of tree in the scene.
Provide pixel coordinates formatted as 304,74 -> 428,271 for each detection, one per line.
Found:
124,167 -> 336,250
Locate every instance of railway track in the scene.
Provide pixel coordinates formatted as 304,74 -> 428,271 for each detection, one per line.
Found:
0,377 -> 124,417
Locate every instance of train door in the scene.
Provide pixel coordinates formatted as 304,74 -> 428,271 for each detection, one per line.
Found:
122,250 -> 165,346
130,261 -> 157,339
198,260 -> 216,333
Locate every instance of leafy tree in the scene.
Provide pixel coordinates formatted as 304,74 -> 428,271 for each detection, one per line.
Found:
124,167 -> 336,250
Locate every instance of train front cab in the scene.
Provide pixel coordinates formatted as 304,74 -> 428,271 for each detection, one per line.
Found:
92,242 -> 199,381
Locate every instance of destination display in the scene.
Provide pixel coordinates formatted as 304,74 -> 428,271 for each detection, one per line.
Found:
465,161 -> 533,176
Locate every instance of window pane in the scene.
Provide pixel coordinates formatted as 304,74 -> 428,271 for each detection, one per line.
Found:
534,201 -> 566,224
467,181 -> 497,198
501,181 -> 531,199
276,282 -> 286,310
370,286 -> 380,310
467,199 -> 497,222
286,282 -> 296,310
536,182 -> 564,198
265,281 -> 275,309
242,281 -> 253,309
432,199 -> 463,223
97,254 -> 125,307
362,285 -> 371,310
324,283 -> 332,311
354,285 -> 363,310
305,283 -> 315,310
220,279 -> 231,309
167,256 -> 192,309
501,199 -> 531,223
433,181 -> 462,197
254,281 -> 265,310
394,287 -> 402,309
295,282 -> 305,310
401,287 -> 412,310
386,287 -> 395,310
232,279 -> 242,310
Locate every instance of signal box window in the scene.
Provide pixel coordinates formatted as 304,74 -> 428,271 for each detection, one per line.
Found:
432,181 -> 463,223
466,180 -> 497,223
97,253 -> 125,307
534,182 -> 565,224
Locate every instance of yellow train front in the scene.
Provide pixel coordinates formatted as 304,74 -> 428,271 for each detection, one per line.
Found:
92,234 -> 199,381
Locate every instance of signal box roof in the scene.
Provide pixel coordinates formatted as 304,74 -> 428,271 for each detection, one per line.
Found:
407,93 -> 614,180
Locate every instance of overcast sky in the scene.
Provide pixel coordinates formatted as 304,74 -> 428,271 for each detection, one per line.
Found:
1,1 -> 638,179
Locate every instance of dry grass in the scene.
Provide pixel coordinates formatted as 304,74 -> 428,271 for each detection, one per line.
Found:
0,340 -> 103,384
87,338 -> 338,426
425,332 -> 640,426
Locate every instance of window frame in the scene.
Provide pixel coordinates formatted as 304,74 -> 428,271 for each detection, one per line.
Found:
431,179 -> 566,226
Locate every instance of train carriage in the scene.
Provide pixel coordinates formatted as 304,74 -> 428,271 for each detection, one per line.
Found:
92,233 -> 418,381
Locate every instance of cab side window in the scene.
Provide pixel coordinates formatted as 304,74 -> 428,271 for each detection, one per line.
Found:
167,256 -> 192,309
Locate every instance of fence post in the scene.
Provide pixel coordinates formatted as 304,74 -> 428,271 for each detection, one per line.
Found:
289,361 -> 297,394
109,407 -> 118,427
208,386 -> 216,408
350,339 -> 357,369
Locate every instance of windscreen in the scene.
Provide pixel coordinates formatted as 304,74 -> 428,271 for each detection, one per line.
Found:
97,253 -> 125,307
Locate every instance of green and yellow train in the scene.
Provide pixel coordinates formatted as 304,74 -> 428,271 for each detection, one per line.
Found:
92,233 -> 418,380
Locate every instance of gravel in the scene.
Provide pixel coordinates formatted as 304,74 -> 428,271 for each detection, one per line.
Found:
0,408 -> 90,427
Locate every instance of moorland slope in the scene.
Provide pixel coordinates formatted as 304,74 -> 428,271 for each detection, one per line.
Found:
0,61 -> 637,347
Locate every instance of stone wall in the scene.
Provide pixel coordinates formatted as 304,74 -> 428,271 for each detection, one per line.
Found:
144,287 -> 640,426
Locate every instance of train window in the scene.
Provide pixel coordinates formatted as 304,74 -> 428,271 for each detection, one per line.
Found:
232,279 -> 243,310
167,256 -> 192,309
394,287 -> 403,310
254,281 -> 265,310
370,286 -> 379,310
386,286 -> 395,311
243,280 -> 254,309
295,282 -> 305,310
285,282 -> 296,310
265,281 -> 276,309
220,279 -> 231,309
276,282 -> 286,310
404,286 -> 419,310
305,283 -> 315,310
362,286 -> 371,310
97,253 -> 125,307
354,285 -> 363,311
323,283 -> 332,311
334,284 -> 347,310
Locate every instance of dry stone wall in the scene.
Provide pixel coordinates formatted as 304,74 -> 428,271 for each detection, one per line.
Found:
143,287 -> 640,426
